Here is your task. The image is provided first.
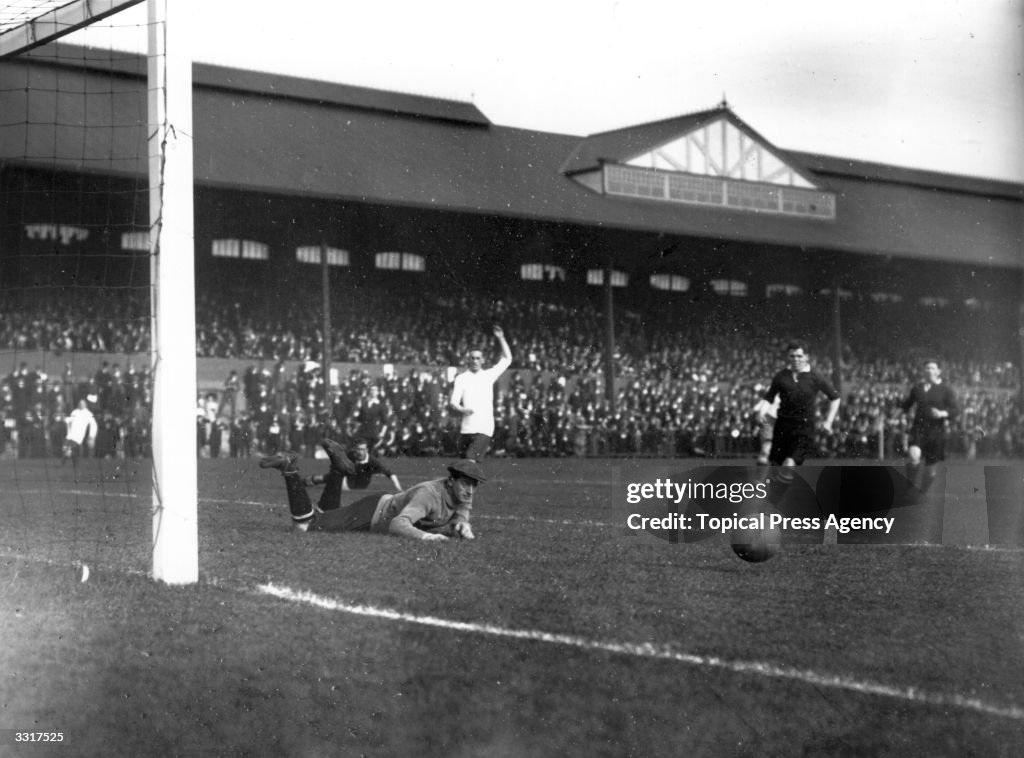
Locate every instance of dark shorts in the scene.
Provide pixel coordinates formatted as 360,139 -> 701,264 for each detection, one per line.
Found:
458,433 -> 491,460
309,493 -> 381,533
768,418 -> 814,466
910,424 -> 947,466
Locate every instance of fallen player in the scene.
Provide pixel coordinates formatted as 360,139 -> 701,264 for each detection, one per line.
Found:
259,448 -> 485,541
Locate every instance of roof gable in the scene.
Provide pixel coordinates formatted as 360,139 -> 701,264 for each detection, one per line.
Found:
560,104 -> 818,188
624,113 -> 816,188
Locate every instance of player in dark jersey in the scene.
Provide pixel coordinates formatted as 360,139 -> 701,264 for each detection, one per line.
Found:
757,342 -> 840,500
257,437 -> 401,517
312,438 -> 401,491
289,438 -> 402,515
900,359 -> 957,492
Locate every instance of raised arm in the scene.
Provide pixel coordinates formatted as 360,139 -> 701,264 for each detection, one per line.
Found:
493,325 -> 512,373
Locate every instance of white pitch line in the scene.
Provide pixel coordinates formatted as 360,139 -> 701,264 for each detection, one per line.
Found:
258,582 -> 1024,722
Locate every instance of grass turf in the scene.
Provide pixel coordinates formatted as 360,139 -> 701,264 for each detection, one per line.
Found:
1,455 -> 1023,757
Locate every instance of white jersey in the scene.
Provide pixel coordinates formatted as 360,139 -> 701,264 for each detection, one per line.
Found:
66,407 -> 98,445
450,359 -> 510,436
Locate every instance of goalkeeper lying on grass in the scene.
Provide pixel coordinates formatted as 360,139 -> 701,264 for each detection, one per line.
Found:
259,445 -> 483,542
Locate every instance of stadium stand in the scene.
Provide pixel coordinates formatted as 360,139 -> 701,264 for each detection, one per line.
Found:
1,283 -> 1020,462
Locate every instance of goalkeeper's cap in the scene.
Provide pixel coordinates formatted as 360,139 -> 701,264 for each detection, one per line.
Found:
447,459 -> 487,483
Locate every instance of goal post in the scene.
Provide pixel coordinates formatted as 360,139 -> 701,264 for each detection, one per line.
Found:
147,0 -> 197,584
0,0 -> 199,584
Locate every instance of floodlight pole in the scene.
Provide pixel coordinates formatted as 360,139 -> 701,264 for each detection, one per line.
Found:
149,0 -> 198,584
321,243 -> 333,413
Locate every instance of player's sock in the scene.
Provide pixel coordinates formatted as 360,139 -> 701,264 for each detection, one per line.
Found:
282,470 -> 316,526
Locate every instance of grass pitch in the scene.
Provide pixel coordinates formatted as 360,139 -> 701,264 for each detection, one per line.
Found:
1,455 -> 1023,757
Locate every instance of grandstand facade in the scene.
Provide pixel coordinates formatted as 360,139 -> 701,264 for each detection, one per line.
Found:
2,44 -> 1020,281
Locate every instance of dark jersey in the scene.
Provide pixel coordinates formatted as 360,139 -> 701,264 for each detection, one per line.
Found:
764,369 -> 839,424
345,454 -> 393,490
901,381 -> 958,429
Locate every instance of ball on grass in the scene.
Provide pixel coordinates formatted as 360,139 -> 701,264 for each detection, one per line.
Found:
730,519 -> 782,563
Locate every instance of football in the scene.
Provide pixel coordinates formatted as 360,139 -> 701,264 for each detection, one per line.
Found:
730,517 -> 782,563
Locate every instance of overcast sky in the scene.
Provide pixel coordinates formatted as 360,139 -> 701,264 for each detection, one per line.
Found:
71,0 -> 1024,183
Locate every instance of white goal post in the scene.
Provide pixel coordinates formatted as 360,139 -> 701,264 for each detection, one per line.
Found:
0,0 -> 199,584
147,0 -> 198,584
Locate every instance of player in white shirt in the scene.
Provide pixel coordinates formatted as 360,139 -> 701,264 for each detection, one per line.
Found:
448,325 -> 512,459
753,395 -> 780,466
64,399 -> 98,460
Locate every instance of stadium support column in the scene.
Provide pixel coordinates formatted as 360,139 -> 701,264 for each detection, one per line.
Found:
603,255 -> 616,414
149,0 -> 198,585
831,276 -> 843,396
321,243 -> 332,413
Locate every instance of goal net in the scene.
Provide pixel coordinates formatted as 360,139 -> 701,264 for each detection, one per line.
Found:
0,0 -> 198,583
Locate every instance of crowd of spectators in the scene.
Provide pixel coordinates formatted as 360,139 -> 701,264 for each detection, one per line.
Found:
0,289 -> 149,355
0,359 -> 151,460
1,283 -> 1021,462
